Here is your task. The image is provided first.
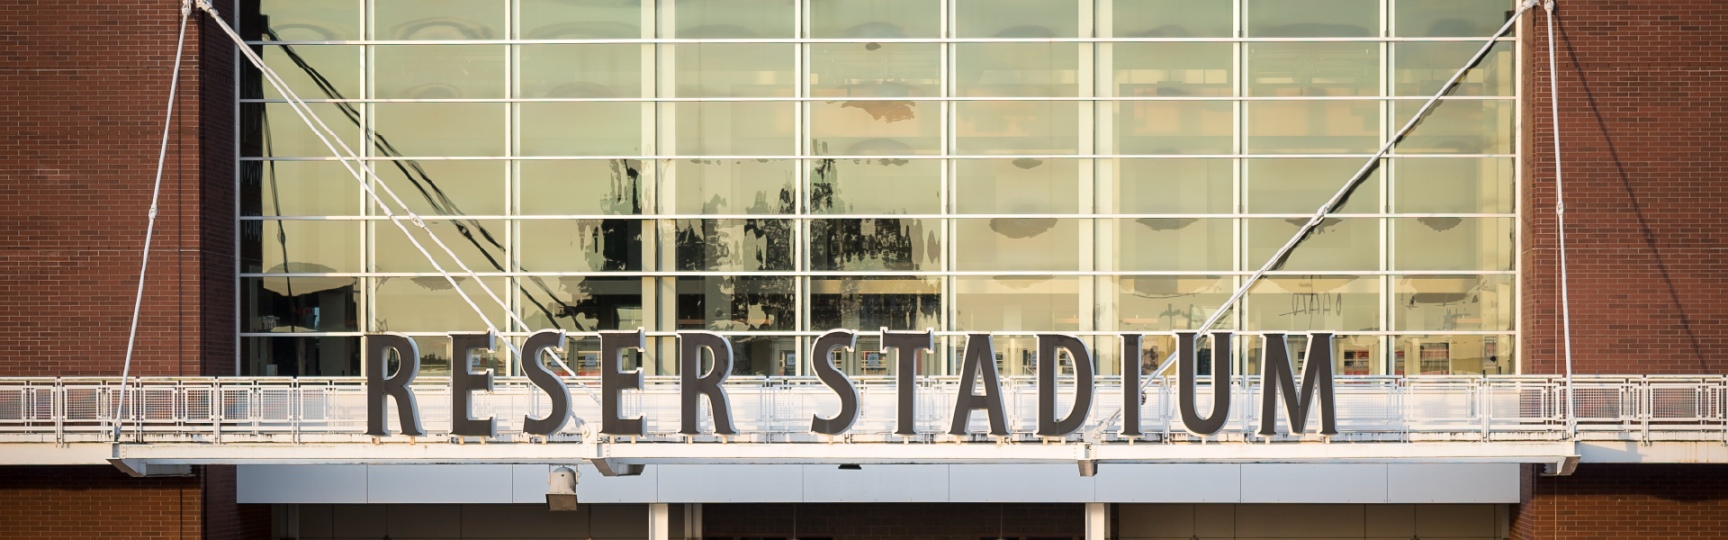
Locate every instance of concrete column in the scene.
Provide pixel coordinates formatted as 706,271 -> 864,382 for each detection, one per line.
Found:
650,503 -> 670,540
683,503 -> 703,539
1085,502 -> 1109,540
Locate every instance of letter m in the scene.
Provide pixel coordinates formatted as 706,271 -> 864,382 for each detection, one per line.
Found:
1258,333 -> 1337,436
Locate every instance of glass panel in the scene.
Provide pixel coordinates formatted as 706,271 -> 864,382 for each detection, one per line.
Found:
519,44 -> 643,98
252,220 -> 361,273
373,45 -> 504,99
1246,218 -> 1378,272
1247,43 -> 1379,97
1242,334 -> 1383,376
672,0 -> 795,38
1246,275 -> 1380,331
519,102 -> 643,156
810,101 -> 941,156
1114,43 -> 1233,98
1395,275 -> 1514,332
257,0 -> 359,40
243,276 -> 359,332
954,277 -> 1082,332
809,158 -> 941,214
372,103 -> 505,156
810,219 -> 940,271
520,0 -> 642,39
1395,42 -> 1513,97
955,159 -> 1082,214
675,277 -> 796,331
811,43 -> 940,98
1115,276 -> 1236,331
1395,0 -> 1512,37
1393,99 -> 1514,154
673,219 -> 794,271
371,160 -> 505,216
955,218 -> 1082,272
1247,101 -> 1379,154
672,44 -> 795,98
954,0 -> 1078,38
1115,159 -> 1234,214
954,101 -> 1081,155
1113,0 -> 1232,37
242,103 -> 358,158
1392,158 -> 1513,213
810,277 -> 942,330
242,337 -> 362,377
374,0 -> 505,40
1393,334 -> 1514,375
1114,101 -> 1234,155
257,45 -> 359,100
671,102 -> 796,155
245,161 -> 360,216
1245,158 -> 1381,214
373,276 -> 505,332
955,43 -> 1080,97
810,0 -> 940,38
1115,218 -> 1233,272
668,160 -> 796,215
519,160 -> 645,215
1246,0 -> 1378,37
518,219 -> 645,271
517,276 -> 644,332
1392,217 -> 1514,271
373,220 -> 507,273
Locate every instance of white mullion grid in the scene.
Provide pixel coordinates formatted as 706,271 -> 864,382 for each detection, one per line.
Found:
1230,0 -> 1245,376
238,95 -> 1520,103
1077,0 -> 1097,347
794,0 -> 809,372
1379,0 -> 1393,375
640,0 -> 663,373
245,270 -> 1518,278
362,0 -> 377,349
504,0 -> 520,373
231,0 -> 244,375
655,0 -> 678,373
244,212 -> 1517,222
1510,0 -> 1525,375
250,37 -> 1518,45
939,0 -> 954,375
1093,0 -> 1116,360
241,151 -> 1519,161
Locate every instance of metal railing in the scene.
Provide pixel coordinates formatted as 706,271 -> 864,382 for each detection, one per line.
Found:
0,375 -> 1722,445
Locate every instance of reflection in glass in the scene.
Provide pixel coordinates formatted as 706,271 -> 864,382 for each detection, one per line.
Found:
811,101 -> 940,156
671,103 -> 796,155
519,44 -> 642,98
1394,334 -> 1513,375
519,219 -> 644,272
1395,275 -> 1513,332
954,0 -> 1078,38
809,159 -> 940,214
244,277 -> 358,333
674,220 -> 794,271
1113,0 -> 1232,37
1246,218 -> 1377,272
241,103 -> 358,158
1246,276 -> 1380,331
810,277 -> 941,330
519,102 -> 643,156
1114,43 -> 1233,98
372,160 -> 504,216
954,101 -> 1080,155
1395,0 -> 1512,37
374,45 -> 504,99
1114,101 -> 1233,155
256,0 -> 360,40
1115,276 -> 1235,331
1392,158 -> 1513,213
520,0 -> 642,39
374,0 -> 504,40
811,219 -> 939,271
676,277 -> 796,331
374,220 -> 507,273
244,161 -> 359,217
1395,42 -> 1513,97
955,43 -> 1080,97
520,160 -> 644,215
672,44 -> 794,98
1114,159 -> 1233,214
258,46 -> 359,100
251,221 -> 361,273
672,0 -> 795,38
1246,0 -> 1377,37
954,277 -> 1081,332
374,277 -> 505,332
518,277 -> 644,332
1394,100 -> 1514,154
811,43 -> 939,98
670,160 -> 795,215
1242,334 -> 1383,376
1393,218 -> 1513,271
956,159 -> 1082,214
810,0 -> 939,38
955,219 -> 1081,272
1247,43 -> 1379,97
243,337 -> 361,377
1245,159 -> 1380,214
1115,218 -> 1232,272
373,104 -> 505,156
1247,101 -> 1378,154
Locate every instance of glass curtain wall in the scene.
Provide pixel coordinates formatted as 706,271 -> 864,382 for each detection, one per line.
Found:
237,0 -> 1518,378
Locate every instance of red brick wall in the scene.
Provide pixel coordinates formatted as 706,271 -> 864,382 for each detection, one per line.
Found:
0,466 -> 203,539
700,503 -> 1084,539
1522,1 -> 1728,375
1513,464 -> 1728,539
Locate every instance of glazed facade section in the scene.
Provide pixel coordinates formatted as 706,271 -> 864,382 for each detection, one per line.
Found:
238,0 -> 1518,378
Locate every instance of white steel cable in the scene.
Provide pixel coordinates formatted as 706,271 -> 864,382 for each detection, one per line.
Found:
1090,0 -> 1542,437
193,3 -> 602,407
1544,0 -> 1578,436
113,1 -> 193,442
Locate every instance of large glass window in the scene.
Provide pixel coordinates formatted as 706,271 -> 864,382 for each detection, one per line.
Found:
240,0 -> 1518,377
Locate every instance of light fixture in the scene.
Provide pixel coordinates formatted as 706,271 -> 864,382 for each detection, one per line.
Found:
546,466 -> 579,511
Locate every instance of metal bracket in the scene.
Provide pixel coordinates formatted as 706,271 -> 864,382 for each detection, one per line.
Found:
108,458 -> 192,478
1541,455 -> 1580,476
590,458 -> 645,477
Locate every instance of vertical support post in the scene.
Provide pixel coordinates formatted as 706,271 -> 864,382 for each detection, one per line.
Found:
649,503 -> 670,540
1085,502 -> 1109,540
683,503 -> 702,540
